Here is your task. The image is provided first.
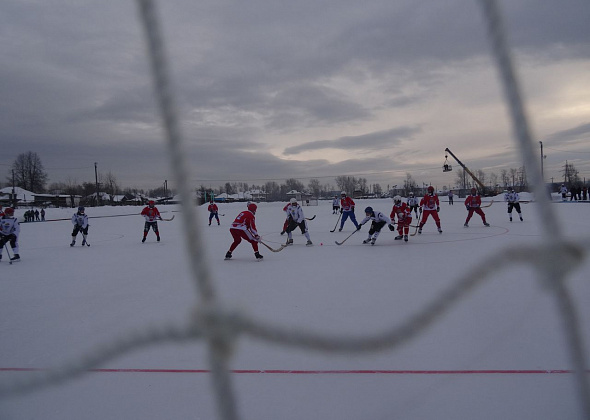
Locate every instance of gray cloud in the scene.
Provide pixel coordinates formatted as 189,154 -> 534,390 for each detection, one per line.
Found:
1,0 -> 589,190
546,122 -> 590,143
283,126 -> 421,155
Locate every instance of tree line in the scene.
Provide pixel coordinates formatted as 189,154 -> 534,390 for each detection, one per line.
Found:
4,151 -> 586,203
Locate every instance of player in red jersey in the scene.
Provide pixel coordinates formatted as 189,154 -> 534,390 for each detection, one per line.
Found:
418,186 -> 442,234
225,203 -> 263,260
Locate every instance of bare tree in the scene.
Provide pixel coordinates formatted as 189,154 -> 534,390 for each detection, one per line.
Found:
500,169 -> 509,187
403,173 -> 417,195
308,178 -> 321,198
455,168 -> 467,190
335,176 -> 356,195
509,168 -> 518,188
10,151 -> 48,192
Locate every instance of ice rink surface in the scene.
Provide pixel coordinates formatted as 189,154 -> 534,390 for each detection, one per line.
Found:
1,197 -> 589,419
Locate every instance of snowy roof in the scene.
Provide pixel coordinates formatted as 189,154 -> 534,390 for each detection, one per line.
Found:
0,186 -> 36,203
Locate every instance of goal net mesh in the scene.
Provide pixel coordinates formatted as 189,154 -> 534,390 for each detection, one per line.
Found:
1,1 -> 588,419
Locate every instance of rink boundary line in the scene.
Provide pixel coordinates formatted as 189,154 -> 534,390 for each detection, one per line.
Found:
1,367 -> 587,375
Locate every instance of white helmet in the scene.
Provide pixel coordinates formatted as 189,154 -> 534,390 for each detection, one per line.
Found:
393,195 -> 402,204
341,191 -> 346,196
409,192 -> 414,197
290,197 -> 297,204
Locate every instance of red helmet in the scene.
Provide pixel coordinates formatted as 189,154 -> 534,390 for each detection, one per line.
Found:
471,188 -> 477,194
427,186 -> 434,193
148,200 -> 155,206
247,203 -> 257,213
4,207 -> 14,216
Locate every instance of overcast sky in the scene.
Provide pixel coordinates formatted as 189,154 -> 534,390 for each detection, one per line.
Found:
1,0 -> 589,192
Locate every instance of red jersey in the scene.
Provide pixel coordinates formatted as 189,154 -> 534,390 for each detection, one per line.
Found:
208,203 -> 219,213
340,196 -> 355,212
420,194 -> 439,211
230,210 -> 258,236
141,206 -> 161,222
390,202 -> 412,223
464,195 -> 482,208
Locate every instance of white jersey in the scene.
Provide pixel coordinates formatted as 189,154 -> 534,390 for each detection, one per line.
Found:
0,216 -> 20,237
72,213 -> 89,229
504,191 -> 520,203
286,203 -> 306,223
360,211 -> 390,226
407,197 -> 419,207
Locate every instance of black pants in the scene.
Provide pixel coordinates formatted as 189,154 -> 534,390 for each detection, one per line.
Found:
507,203 -> 522,214
286,219 -> 307,234
0,234 -> 17,249
369,220 -> 387,235
72,225 -> 89,236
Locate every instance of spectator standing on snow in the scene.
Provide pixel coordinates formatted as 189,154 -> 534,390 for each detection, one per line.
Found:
141,200 -> 162,243
70,206 -> 89,247
504,187 -> 523,222
448,190 -> 454,205
40,208 -> 45,221
225,202 -> 263,260
464,188 -> 490,227
0,207 -> 20,262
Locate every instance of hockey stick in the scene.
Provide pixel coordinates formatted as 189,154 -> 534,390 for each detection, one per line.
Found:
259,240 -> 286,253
3,242 -> 13,265
410,208 -> 423,236
305,215 -> 316,221
159,215 -> 175,221
330,213 -> 342,232
482,200 -> 494,208
335,229 -> 359,246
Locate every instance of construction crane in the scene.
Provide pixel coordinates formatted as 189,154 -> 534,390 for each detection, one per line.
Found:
443,148 -> 488,195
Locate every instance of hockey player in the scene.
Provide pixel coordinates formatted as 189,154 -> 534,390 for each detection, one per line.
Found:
359,206 -> 390,245
141,200 -> 162,243
0,208 -> 20,262
208,200 -> 220,225
285,198 -> 313,246
70,206 -> 89,246
560,184 -> 568,201
0,205 -> 4,217
225,202 -> 263,260
418,186 -> 442,234
504,187 -> 523,222
281,198 -> 306,235
389,195 -> 412,242
339,191 -> 360,231
464,188 -> 490,227
332,196 -> 340,214
407,192 -> 419,217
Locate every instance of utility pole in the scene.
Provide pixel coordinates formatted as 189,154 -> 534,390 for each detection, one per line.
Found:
11,169 -> 16,208
95,162 -> 100,207
539,141 -> 544,181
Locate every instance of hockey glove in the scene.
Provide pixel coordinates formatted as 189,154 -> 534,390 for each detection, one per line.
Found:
356,225 -> 362,230
340,208 -> 343,214
388,224 -> 395,231
436,206 -> 440,212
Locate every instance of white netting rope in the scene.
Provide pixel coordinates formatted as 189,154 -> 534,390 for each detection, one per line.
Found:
1,1 -> 588,419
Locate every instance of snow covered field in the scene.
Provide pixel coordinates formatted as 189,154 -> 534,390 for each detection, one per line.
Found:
1,197 -> 589,419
